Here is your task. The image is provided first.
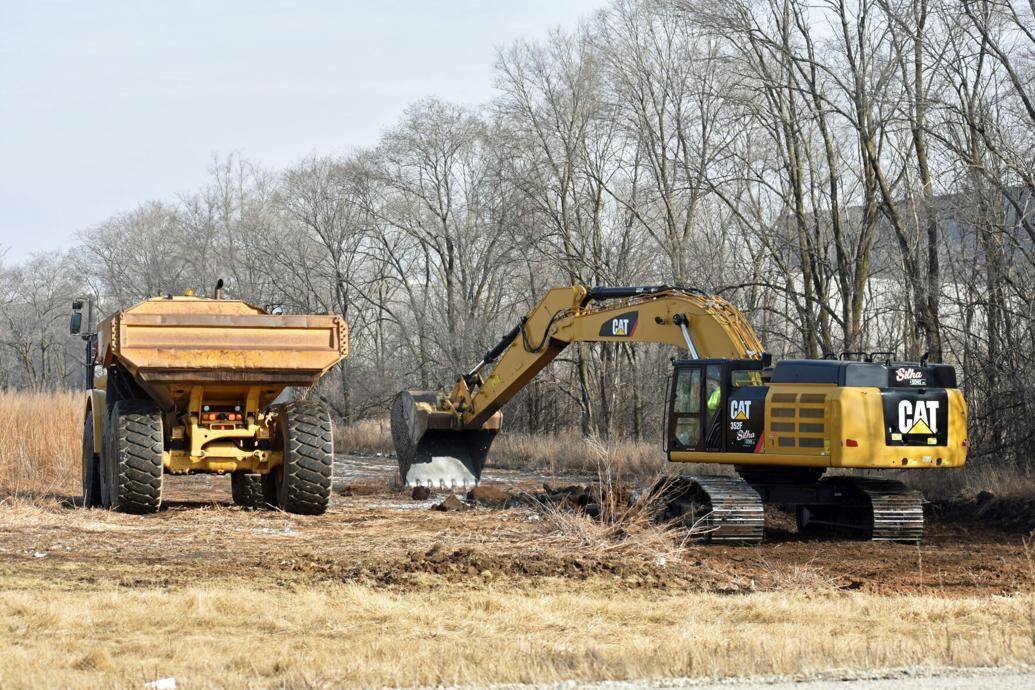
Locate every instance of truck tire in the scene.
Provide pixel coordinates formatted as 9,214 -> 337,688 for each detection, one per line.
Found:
231,472 -> 272,509
99,414 -> 115,508
81,409 -> 102,508
261,472 -> 280,508
108,399 -> 164,514
274,400 -> 333,515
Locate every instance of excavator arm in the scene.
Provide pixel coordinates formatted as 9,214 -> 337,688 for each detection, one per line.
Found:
391,285 -> 764,487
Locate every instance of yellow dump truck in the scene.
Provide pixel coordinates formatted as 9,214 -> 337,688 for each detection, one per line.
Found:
71,289 -> 347,514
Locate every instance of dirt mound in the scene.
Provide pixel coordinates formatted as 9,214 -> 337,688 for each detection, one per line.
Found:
467,485 -> 510,506
502,483 -> 632,518
339,541 -> 691,588
432,495 -> 470,512
434,483 -> 614,513
335,478 -> 388,496
929,493 -> 1035,534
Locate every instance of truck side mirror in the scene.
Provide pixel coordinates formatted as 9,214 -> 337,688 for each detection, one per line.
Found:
69,312 -> 82,335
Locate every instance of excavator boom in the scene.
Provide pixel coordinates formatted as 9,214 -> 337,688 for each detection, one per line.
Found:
391,285 -> 764,487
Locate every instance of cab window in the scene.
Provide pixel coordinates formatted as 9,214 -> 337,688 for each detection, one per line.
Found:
670,367 -> 703,450
731,370 -> 763,387
674,368 -> 701,413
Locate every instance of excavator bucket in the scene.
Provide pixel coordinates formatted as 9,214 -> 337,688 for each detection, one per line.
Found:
390,390 -> 501,488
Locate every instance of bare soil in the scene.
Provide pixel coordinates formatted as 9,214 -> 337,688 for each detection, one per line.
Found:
1,454 -> 1031,598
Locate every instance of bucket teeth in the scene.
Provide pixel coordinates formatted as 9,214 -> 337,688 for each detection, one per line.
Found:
391,391 -> 498,489
404,458 -> 479,490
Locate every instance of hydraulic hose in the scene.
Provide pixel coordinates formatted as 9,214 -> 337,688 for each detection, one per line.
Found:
465,318 -> 527,381
585,285 -> 672,301
521,309 -> 570,354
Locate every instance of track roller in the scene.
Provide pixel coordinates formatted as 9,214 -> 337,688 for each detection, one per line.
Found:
796,477 -> 923,542
657,475 -> 764,543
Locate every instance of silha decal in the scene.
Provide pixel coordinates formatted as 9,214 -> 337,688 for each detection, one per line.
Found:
736,428 -> 756,443
895,367 -> 927,386
599,311 -> 638,337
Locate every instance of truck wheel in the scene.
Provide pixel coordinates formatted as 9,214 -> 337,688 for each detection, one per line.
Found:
275,400 -> 333,515
231,472 -> 272,509
261,472 -> 280,508
108,400 -> 164,514
81,409 -> 102,508
99,414 -> 115,508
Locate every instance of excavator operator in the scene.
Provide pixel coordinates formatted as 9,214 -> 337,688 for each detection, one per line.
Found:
705,368 -> 723,450
707,378 -> 722,412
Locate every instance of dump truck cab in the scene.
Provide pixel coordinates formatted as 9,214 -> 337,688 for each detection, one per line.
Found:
73,290 -> 347,515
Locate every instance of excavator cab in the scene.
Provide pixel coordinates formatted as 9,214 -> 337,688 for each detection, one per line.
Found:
666,359 -> 767,454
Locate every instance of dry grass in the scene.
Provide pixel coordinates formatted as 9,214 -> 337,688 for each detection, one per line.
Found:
0,390 -> 81,499
494,430 -> 664,479
336,417 -> 666,479
334,417 -> 394,455
753,556 -> 841,592
899,463 -> 1035,501
0,580 -> 1031,689
530,437 -> 710,563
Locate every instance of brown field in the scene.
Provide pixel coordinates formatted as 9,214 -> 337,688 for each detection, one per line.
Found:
0,390 -> 81,497
1,392 -> 1034,688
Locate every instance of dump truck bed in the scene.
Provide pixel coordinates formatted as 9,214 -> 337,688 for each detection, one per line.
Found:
97,296 -> 348,408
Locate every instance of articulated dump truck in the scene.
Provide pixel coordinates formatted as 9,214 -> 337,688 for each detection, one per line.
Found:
74,291 -> 347,515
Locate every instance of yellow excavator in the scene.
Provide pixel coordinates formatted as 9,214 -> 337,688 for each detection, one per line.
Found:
391,285 -> 968,542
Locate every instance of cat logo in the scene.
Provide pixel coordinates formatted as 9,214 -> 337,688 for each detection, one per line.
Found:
730,400 -> 751,421
598,311 -> 639,337
898,399 -> 939,435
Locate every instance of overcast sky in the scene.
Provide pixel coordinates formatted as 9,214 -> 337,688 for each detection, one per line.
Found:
0,0 -> 601,260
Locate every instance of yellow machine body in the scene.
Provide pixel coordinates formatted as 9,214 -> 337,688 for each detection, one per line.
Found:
391,285 -> 764,487
669,383 -> 968,470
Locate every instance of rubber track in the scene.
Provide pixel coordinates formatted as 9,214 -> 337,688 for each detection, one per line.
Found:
111,399 -> 164,514
661,475 -> 764,544
825,477 -> 924,542
231,473 -> 271,509
279,400 -> 333,515
686,475 -> 765,543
